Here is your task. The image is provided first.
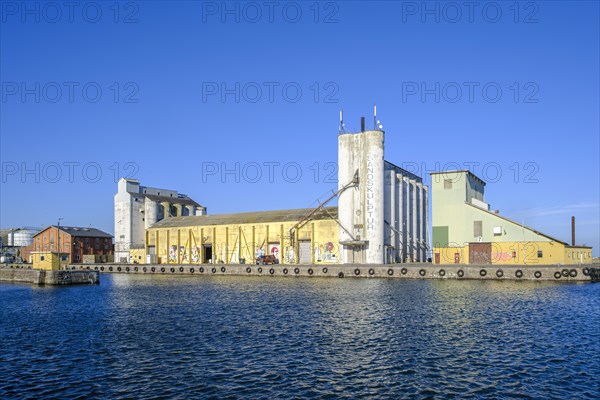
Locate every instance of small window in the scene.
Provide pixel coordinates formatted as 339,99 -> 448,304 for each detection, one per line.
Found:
40,256 -> 45,261
493,226 -> 502,236
537,250 -> 543,258
512,251 -> 516,258
444,179 -> 452,189
474,221 -> 482,237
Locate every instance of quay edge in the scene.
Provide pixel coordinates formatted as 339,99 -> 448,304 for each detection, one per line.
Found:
51,263 -> 600,282
0,266 -> 99,285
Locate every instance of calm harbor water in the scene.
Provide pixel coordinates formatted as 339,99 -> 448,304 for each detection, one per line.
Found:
1,274 -> 599,399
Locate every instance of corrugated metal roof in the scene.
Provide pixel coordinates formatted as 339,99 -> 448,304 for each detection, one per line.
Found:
149,206 -> 338,229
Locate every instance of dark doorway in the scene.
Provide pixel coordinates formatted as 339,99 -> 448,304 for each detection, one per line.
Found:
203,245 -> 212,263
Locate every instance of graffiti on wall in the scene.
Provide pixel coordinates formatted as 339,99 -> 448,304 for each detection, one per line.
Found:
269,244 -> 280,261
169,245 -> 177,262
181,246 -> 188,263
191,246 -> 200,263
315,242 -> 338,262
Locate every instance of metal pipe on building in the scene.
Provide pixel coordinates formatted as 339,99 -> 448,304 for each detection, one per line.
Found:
572,216 -> 576,246
410,179 -> 417,262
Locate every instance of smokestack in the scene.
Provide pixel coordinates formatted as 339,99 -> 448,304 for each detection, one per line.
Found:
571,216 -> 575,246
360,117 -> 365,132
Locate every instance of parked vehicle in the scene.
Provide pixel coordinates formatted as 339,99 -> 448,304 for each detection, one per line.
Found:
256,255 -> 279,265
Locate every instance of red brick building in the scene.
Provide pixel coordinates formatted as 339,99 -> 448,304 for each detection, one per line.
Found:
31,226 -> 113,263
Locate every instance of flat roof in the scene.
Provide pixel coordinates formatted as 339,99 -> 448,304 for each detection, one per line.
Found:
149,206 -> 338,229
144,194 -> 202,207
430,170 -> 486,186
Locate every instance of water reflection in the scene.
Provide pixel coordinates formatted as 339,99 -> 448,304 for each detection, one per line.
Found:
1,275 -> 598,399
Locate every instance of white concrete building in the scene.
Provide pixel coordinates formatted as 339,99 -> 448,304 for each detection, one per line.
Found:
337,115 -> 429,264
114,178 -> 205,263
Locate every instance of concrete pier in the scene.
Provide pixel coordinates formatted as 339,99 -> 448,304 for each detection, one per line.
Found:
71,263 -> 599,282
0,266 -> 99,285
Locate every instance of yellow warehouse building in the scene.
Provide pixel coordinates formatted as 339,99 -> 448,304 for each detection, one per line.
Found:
145,207 -> 340,265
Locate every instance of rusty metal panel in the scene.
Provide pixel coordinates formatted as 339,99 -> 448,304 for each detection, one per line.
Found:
469,243 -> 492,264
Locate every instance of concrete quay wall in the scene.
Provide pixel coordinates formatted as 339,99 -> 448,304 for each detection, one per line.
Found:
73,263 -> 599,282
0,267 -> 99,285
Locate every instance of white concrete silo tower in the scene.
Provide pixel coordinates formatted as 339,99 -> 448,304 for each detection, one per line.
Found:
338,111 -> 385,264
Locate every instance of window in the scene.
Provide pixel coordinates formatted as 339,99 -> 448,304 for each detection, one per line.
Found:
493,226 -> 502,236
474,221 -> 482,237
40,256 -> 44,261
512,251 -> 516,258
537,250 -> 543,258
444,179 -> 452,189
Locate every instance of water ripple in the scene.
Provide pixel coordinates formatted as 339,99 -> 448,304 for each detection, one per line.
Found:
1,276 -> 599,399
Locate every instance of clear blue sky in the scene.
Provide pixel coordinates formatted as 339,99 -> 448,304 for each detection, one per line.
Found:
1,1 -> 598,255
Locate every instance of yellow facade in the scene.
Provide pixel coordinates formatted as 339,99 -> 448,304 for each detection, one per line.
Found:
564,246 -> 594,265
31,252 -> 69,270
146,208 -> 340,265
433,242 -> 593,265
129,248 -> 146,264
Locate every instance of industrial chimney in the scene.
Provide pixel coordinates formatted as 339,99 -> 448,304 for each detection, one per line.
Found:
571,216 -> 575,246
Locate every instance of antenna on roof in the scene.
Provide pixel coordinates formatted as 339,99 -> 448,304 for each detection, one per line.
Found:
339,110 -> 345,134
374,103 -> 383,130
373,103 -> 377,130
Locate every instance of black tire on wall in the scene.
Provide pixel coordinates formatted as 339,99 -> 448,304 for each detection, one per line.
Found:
515,270 -> 523,278
554,271 -> 562,279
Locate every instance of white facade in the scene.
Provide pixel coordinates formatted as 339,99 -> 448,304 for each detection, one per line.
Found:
337,122 -> 429,265
114,178 -> 205,263
7,228 -> 39,247
338,130 -> 385,264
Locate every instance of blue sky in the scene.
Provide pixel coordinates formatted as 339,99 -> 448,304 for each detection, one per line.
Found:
1,1 -> 599,255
